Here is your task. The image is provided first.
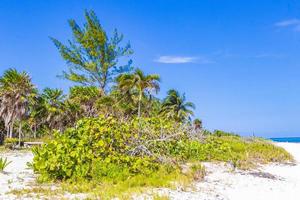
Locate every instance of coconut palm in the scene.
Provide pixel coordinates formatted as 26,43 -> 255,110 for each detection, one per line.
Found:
0,69 -> 35,145
40,88 -> 66,131
68,86 -> 103,117
161,89 -> 195,122
117,68 -> 160,118
193,118 -> 202,130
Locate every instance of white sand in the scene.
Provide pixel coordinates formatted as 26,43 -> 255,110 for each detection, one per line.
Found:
1,143 -> 300,199
0,152 -> 35,200
0,151 -> 87,199
155,142 -> 300,200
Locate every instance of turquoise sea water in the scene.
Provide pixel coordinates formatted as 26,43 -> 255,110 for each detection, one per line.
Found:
270,137 -> 300,143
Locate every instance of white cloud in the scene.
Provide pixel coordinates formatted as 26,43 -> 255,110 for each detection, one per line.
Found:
154,56 -> 213,64
275,19 -> 300,31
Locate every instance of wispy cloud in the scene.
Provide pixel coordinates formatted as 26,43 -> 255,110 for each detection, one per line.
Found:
252,53 -> 285,59
154,56 -> 213,64
155,56 -> 197,64
275,19 -> 300,31
208,50 -> 285,60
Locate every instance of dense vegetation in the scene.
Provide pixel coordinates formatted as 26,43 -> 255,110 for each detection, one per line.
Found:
0,10 -> 293,199
32,117 -> 291,182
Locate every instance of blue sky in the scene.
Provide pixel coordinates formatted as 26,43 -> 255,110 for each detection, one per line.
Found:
1,0 -> 300,137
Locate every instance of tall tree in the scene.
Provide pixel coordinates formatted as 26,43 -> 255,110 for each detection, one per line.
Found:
51,10 -> 133,93
161,89 -> 195,122
0,69 -> 35,144
117,68 -> 160,118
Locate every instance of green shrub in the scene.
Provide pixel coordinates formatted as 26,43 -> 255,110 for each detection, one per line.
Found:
32,116 -> 174,181
163,136 -> 232,161
5,138 -> 19,144
213,130 -> 240,137
4,138 -> 20,148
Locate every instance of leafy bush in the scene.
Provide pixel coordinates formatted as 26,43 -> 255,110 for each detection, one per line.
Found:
0,157 -> 11,171
32,116 -> 175,181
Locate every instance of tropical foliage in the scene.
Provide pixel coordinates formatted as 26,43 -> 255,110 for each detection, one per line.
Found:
0,11 -> 197,145
32,117 -> 292,183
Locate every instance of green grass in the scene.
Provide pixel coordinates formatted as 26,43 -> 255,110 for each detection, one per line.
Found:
0,157 -> 12,171
9,187 -> 63,199
23,135 -> 53,143
212,136 -> 293,169
152,194 -> 171,200
10,163 -> 204,199
169,136 -> 293,169
61,164 -> 203,200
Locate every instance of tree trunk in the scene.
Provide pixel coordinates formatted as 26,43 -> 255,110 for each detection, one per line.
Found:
7,125 -> 10,138
0,132 -> 4,145
9,120 -> 14,138
34,125 -> 37,138
138,92 -> 142,118
18,122 -> 22,147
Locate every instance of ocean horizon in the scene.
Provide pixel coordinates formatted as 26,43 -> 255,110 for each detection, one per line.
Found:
270,137 -> 300,143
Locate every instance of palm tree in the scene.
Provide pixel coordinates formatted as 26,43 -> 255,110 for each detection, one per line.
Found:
0,69 -> 35,145
68,86 -> 103,117
117,68 -> 160,118
40,88 -> 66,131
28,95 -> 48,138
193,118 -> 202,130
161,89 -> 195,122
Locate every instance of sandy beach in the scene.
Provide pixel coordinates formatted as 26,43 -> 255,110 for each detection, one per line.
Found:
1,142 -> 300,199
151,142 -> 300,200
0,152 -> 35,200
